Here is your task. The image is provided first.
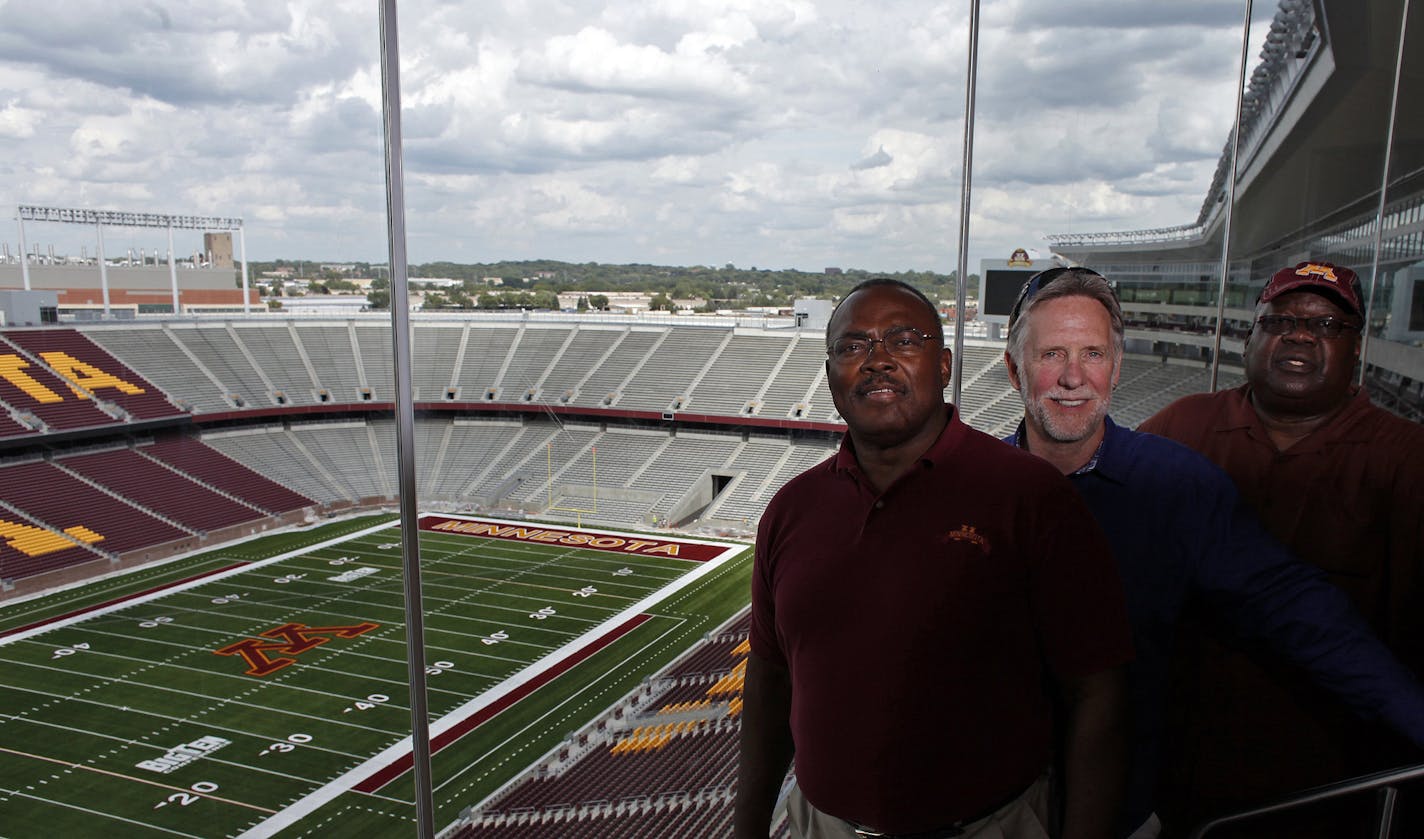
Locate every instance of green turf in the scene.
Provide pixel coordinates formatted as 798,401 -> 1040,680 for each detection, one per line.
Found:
0,515 -> 753,837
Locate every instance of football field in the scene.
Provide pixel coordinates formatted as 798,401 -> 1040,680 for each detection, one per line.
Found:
0,513 -> 753,837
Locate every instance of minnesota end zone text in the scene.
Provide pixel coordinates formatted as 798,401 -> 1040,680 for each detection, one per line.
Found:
422,517 -> 725,561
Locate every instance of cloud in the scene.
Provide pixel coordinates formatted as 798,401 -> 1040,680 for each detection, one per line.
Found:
851,146 -> 893,171
0,0 -> 1272,272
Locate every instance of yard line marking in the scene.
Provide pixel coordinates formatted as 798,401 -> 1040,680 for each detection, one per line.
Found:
1,788 -> 205,838
0,517 -> 400,646
0,744 -> 278,814
0,563 -> 248,640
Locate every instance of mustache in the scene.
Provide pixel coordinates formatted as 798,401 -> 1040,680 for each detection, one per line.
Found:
855,375 -> 905,395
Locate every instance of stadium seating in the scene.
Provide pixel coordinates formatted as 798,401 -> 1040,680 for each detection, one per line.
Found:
532,327 -> 623,405
86,326 -> 232,413
686,333 -> 790,416
143,436 -> 313,514
0,411 -> 38,439
567,329 -> 663,409
0,460 -> 189,557
166,324 -> 273,408
0,336 -> 122,431
448,611 -> 757,838
295,323 -> 366,403
58,448 -> 265,533
2,328 -> 184,421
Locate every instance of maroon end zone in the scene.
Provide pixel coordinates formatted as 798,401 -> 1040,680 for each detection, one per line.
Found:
353,612 -> 652,793
419,516 -> 727,562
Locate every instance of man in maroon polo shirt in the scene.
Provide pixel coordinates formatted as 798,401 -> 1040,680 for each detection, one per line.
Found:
1141,261 -> 1424,833
735,278 -> 1133,839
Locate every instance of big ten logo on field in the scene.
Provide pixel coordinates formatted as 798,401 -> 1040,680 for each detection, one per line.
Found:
214,621 -> 380,677
0,351 -> 145,403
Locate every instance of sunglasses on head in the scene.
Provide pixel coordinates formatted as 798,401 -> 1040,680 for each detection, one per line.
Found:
1007,266 -> 1106,327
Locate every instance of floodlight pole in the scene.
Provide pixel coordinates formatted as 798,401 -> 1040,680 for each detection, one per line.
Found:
16,211 -> 30,290
377,1 -> 436,837
168,221 -> 180,315
96,220 -> 111,318
950,0 -> 981,407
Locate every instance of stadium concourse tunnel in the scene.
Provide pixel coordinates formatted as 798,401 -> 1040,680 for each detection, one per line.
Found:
0,0 -> 1421,837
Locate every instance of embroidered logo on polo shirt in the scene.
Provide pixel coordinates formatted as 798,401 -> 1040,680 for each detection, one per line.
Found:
944,524 -> 990,554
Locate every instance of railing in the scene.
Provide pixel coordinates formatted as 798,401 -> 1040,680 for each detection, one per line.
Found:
1189,763 -> 1424,839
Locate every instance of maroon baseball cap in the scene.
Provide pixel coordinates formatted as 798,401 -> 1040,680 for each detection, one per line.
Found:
1259,261 -> 1364,318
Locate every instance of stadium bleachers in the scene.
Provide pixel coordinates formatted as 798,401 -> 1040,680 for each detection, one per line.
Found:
0,507 -> 104,582
757,336 -> 826,418
202,426 -> 353,504
568,329 -> 662,409
449,612 -> 757,838
57,447 -> 264,534
14,323 -> 1256,438
0,460 -> 189,558
0,410 -> 38,439
85,326 -> 232,412
532,327 -> 623,405
617,328 -> 729,412
0,321 -> 1263,580
449,325 -> 517,400
0,336 -> 122,431
233,324 -> 318,406
498,325 -> 576,402
295,323 -> 366,402
686,333 -> 789,416
142,436 -> 313,514
2,328 -> 184,421
166,324 -> 273,408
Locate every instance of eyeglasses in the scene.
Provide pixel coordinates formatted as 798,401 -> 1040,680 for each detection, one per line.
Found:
1255,315 -> 1362,339
827,327 -> 941,362
1007,266 -> 1107,327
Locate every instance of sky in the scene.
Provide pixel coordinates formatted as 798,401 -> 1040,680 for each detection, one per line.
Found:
0,0 -> 1276,274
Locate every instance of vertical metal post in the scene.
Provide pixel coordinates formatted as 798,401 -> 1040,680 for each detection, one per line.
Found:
239,225 -> 251,315
96,221 -> 111,318
1373,786 -> 1398,839
1208,0 -> 1255,392
168,222 -> 180,315
377,1 -> 436,836
16,211 -> 30,290
951,0 -> 981,407
1358,0 -> 1410,384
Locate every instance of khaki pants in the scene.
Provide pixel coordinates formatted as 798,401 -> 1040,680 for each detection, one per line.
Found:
786,775 -> 1052,839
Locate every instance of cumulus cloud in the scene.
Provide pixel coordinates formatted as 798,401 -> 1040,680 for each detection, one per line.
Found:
0,0 -> 1278,271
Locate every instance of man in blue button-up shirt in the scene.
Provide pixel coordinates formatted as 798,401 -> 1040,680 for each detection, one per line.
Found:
1001,266 -> 1424,839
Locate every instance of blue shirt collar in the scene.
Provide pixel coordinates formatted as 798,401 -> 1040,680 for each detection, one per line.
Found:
1007,415 -> 1123,480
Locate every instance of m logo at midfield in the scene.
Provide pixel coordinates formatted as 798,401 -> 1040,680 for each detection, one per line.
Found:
214,621 -> 380,677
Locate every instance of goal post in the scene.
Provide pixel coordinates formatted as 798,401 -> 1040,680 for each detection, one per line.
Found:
545,440 -> 597,527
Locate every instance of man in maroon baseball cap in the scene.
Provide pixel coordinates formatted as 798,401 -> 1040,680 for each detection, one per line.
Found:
1140,260 -> 1424,835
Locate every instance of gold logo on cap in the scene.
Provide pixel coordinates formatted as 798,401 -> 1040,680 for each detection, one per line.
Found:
1295,263 -> 1339,283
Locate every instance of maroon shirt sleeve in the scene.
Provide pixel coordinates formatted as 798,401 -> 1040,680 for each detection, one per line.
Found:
749,498 -> 787,668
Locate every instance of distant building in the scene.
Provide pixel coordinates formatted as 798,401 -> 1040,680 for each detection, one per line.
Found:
794,298 -> 835,330
203,232 -> 233,268
0,263 -> 257,317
